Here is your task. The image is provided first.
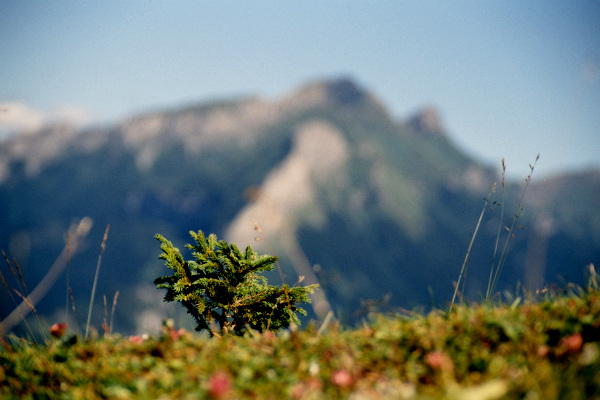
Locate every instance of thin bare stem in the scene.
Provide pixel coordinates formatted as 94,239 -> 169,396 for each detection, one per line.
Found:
0,259 -> 35,340
69,287 -> 79,336
488,155 -> 539,300
12,259 -> 28,294
0,254 -> 18,305
459,230 -> 472,307
102,295 -> 109,336
0,217 -> 92,336
65,233 -> 71,322
86,225 -> 110,339
4,252 -> 23,295
109,291 -> 119,335
486,159 -> 506,300
11,258 -> 47,339
13,289 -> 44,343
451,185 -> 495,307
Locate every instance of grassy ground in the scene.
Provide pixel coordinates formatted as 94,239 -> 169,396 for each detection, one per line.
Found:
2,286 -> 600,399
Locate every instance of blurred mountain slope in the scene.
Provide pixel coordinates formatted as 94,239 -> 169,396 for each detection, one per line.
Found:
1,78 -> 598,333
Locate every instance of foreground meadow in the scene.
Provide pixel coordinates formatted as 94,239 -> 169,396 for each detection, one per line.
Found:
2,286 -> 600,400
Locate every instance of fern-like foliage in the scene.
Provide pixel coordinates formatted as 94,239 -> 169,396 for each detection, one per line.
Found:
154,230 -> 317,337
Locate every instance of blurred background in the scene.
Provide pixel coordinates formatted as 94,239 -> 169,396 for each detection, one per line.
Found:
1,2 -> 599,336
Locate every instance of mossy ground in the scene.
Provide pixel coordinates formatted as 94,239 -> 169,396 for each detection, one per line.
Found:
2,288 -> 600,399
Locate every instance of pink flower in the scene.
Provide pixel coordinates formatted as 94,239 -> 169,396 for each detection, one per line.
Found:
331,369 -> 353,387
262,330 -> 275,340
537,345 -> 550,357
425,351 -> 454,371
291,379 -> 323,398
291,383 -> 305,399
50,322 -> 68,338
561,333 -> 583,354
169,327 -> 186,340
129,335 -> 144,344
208,371 -> 232,399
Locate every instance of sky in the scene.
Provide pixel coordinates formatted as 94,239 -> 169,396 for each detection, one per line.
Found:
1,1 -> 599,178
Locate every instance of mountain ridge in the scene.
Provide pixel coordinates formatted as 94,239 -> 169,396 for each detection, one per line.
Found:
1,77 -> 598,334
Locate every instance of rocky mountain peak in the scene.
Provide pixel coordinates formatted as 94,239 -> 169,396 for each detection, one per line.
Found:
407,106 -> 445,136
320,77 -> 367,106
281,77 -> 369,111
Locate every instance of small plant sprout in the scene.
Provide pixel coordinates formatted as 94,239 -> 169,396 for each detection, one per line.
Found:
154,230 -> 317,337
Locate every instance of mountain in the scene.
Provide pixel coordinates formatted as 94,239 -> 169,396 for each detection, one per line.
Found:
1,78 -> 599,334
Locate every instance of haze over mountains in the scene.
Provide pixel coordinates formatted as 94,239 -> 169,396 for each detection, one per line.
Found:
1,78 -> 599,334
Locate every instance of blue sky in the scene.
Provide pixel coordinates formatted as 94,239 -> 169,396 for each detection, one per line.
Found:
1,1 -> 599,178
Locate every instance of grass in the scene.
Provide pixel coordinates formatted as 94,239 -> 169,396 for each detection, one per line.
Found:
0,217 -> 93,341
452,155 -> 540,307
86,224 -> 110,339
1,283 -> 600,399
2,156 -> 599,399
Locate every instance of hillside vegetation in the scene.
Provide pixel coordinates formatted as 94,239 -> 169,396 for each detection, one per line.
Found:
1,78 -> 599,335
2,284 -> 600,400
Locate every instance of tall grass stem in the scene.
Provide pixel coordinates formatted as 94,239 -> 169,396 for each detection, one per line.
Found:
85,225 -> 109,339
486,159 -> 506,299
451,185 -> 495,307
109,291 -> 119,335
65,233 -> 71,323
0,217 -> 92,336
486,155 -> 538,300
1,254 -> 36,339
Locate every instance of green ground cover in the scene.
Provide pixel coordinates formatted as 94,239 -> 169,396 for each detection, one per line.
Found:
2,287 -> 600,399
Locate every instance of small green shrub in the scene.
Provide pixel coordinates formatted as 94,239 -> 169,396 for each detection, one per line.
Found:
154,230 -> 317,337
